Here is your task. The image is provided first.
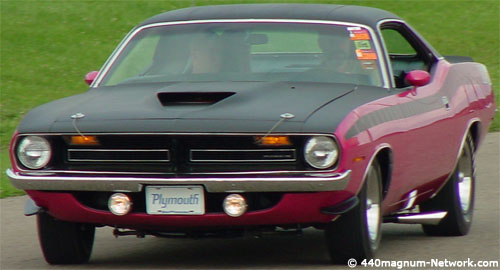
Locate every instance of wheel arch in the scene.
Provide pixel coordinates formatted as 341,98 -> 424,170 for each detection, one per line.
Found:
468,120 -> 481,152
429,119 -> 480,199
374,147 -> 393,200
360,145 -> 393,200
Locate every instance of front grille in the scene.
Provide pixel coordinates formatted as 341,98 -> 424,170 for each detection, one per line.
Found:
189,149 -> 296,162
68,149 -> 170,162
43,134 -> 313,173
68,149 -> 170,163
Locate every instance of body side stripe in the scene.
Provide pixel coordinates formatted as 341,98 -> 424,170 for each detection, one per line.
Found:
345,91 -> 448,139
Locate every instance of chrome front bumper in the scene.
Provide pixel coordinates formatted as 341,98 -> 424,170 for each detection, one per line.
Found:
6,169 -> 351,193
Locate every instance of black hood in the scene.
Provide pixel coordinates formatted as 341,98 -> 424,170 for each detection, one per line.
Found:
58,81 -> 353,122
18,81 -> 357,133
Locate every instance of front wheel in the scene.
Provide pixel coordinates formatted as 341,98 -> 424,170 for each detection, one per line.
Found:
420,134 -> 475,236
37,212 -> 95,264
325,160 -> 382,264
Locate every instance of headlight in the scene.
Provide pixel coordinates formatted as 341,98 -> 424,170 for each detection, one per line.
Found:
17,136 -> 52,169
304,136 -> 339,169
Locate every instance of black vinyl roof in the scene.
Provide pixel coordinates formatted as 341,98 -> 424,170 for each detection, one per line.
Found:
138,4 -> 401,29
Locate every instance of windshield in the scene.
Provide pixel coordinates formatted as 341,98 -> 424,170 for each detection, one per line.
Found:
99,22 -> 383,87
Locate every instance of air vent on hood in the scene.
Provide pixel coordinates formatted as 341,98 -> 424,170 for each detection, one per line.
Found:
157,92 -> 235,106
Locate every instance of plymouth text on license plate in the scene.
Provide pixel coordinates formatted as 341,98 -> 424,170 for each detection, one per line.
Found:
145,186 -> 205,215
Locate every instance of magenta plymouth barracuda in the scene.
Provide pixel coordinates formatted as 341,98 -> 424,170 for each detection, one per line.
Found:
7,4 -> 496,265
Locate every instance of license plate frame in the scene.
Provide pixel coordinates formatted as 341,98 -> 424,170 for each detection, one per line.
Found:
145,185 -> 205,215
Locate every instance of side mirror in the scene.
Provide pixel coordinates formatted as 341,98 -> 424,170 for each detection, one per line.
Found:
84,71 -> 99,86
405,70 -> 430,87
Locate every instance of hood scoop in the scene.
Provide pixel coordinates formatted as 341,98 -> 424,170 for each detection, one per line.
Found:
157,92 -> 235,106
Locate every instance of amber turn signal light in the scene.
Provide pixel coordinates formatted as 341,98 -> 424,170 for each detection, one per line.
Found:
69,136 -> 99,145
255,136 -> 291,146
353,156 -> 365,163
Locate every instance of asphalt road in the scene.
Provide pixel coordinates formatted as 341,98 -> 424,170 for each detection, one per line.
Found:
1,133 -> 499,270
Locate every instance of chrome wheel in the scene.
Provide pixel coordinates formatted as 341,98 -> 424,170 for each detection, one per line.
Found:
420,133 -> 475,236
366,166 -> 381,246
457,146 -> 473,219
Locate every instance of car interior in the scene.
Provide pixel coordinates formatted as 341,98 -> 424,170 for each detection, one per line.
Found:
380,22 -> 437,88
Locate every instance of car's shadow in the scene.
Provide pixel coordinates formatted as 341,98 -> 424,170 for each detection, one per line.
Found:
91,228 -> 330,268
88,224 -> 432,269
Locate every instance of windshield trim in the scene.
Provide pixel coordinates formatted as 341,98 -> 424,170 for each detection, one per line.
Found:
92,19 -> 389,88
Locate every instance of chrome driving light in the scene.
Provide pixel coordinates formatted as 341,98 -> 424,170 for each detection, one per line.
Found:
304,136 -> 339,169
108,193 -> 132,216
223,194 -> 247,217
17,136 -> 52,169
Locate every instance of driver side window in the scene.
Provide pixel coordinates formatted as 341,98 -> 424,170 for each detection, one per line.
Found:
381,23 -> 432,88
383,29 -> 417,56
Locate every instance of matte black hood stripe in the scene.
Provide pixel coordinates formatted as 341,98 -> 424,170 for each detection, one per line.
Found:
345,93 -> 446,138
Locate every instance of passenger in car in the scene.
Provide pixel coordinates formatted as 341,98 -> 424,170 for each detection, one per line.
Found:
189,32 -> 223,74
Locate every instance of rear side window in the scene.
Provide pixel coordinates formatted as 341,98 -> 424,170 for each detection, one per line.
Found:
381,29 -> 417,56
380,24 -> 435,88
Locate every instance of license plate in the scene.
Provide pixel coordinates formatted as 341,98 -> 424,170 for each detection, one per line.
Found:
145,186 -> 205,215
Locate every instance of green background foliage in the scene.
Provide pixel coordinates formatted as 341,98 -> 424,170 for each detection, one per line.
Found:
1,0 -> 499,198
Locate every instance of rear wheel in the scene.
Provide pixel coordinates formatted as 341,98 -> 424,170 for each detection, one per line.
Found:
420,134 -> 475,236
325,160 -> 382,264
37,212 -> 95,264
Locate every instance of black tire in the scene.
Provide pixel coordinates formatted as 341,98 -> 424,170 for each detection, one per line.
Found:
325,160 -> 383,264
37,212 -> 95,264
420,134 -> 475,236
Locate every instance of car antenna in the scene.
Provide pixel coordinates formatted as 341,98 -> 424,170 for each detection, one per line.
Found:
258,113 -> 295,143
71,113 -> 87,138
